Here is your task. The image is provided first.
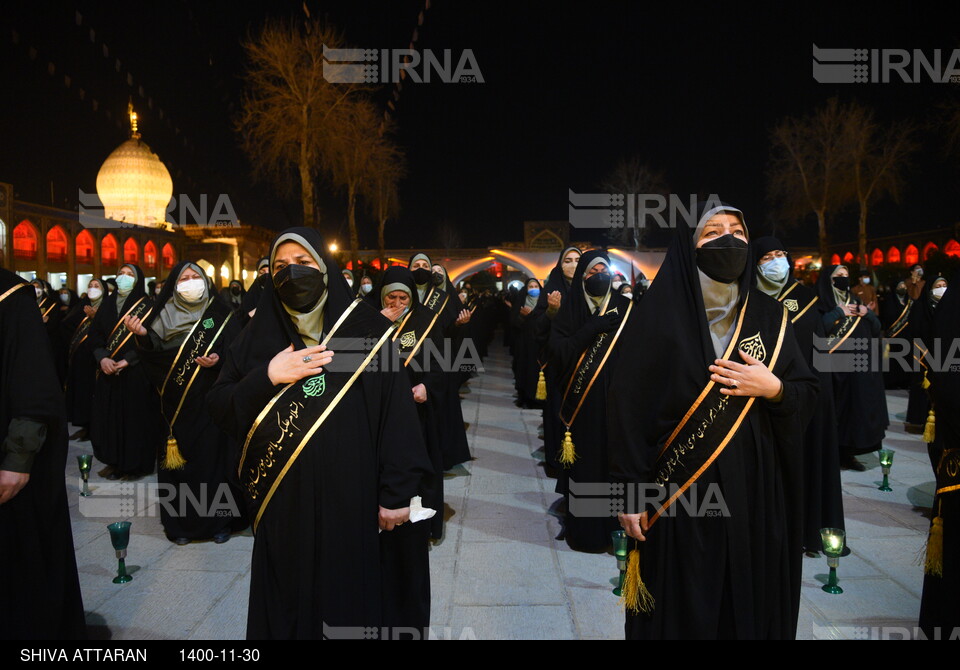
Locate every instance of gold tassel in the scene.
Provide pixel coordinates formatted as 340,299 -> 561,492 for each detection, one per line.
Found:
162,433 -> 187,470
620,548 -> 655,614
560,429 -> 576,466
883,342 -> 890,360
536,370 -> 547,401
925,501 -> 944,577
923,409 -> 936,444
922,370 -> 931,390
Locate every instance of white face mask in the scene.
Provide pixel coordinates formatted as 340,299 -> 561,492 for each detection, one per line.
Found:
360,283 -> 373,294
34,286 -> 43,298
612,281 -> 623,290
622,292 -> 633,300
345,278 -> 354,288
176,278 -> 206,303
59,293 -> 71,304
87,288 -> 102,300
862,278 -> 871,285
932,286 -> 947,300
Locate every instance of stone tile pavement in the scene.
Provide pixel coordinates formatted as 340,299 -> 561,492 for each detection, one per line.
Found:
64,349 -> 935,640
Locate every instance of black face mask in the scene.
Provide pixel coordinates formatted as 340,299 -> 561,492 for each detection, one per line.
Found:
274,264 -> 325,312
230,286 -> 241,296
584,272 -> 611,297
431,271 -> 445,287
411,268 -> 432,286
896,287 -> 907,297
695,234 -> 748,284
832,276 -> 850,292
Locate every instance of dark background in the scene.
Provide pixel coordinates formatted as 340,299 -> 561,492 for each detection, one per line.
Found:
1,1 -> 958,249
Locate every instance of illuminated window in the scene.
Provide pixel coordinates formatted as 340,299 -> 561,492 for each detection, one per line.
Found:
102,234 -> 118,265
871,248 -> 884,266
843,252 -> 855,264
887,246 -> 901,264
76,230 -> 95,264
46,226 -> 68,262
945,240 -> 960,259
13,221 -> 38,260
830,254 -> 841,266
923,242 -> 939,261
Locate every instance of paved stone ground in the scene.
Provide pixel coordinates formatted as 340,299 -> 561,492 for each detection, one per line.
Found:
64,348 -> 935,640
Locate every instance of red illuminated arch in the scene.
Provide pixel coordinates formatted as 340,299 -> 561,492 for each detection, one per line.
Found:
46,225 -> 68,262
123,237 -> 139,264
871,248 -> 884,266
161,243 -> 176,269
887,246 -> 901,264
13,220 -> 38,260
904,245 -> 919,266
101,234 -> 118,265
843,252 -> 855,265
76,230 -> 95,264
830,253 -> 841,266
923,242 -> 939,261
144,241 -> 158,268
945,239 -> 960,258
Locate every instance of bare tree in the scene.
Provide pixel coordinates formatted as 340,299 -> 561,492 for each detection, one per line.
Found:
847,104 -> 916,268
436,220 -> 461,255
363,134 -> 406,265
235,19 -> 364,229
323,98 -> 382,261
768,97 -> 856,259
599,156 -> 668,249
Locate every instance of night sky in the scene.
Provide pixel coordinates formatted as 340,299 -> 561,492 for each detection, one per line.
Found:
2,1 -> 958,251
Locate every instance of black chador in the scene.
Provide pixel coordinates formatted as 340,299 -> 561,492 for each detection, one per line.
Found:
0,270 -> 86,640
548,249 -> 633,553
208,229 -> 431,639
133,262 -> 247,543
63,279 -> 105,437
608,203 -> 818,640
88,264 -> 164,478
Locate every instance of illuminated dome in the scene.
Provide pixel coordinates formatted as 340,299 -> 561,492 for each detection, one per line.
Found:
95,104 -> 172,228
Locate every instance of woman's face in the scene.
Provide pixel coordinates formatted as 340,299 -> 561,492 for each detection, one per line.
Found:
411,258 -> 430,271
834,266 -> 849,278
361,277 -> 373,288
526,280 -> 540,292
88,280 -> 103,293
759,249 -> 787,265
384,290 -> 411,310
178,267 -> 203,284
584,262 -> 608,279
562,250 -> 580,279
118,265 -> 135,278
273,241 -> 320,273
933,278 -> 948,290
695,213 -> 747,248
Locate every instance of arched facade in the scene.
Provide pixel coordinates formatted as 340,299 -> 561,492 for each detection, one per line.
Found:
923,242 -> 939,261
144,241 -> 158,269
162,243 -> 176,269
904,245 -> 919,266
123,237 -> 139,264
945,239 -> 960,259
101,234 -> 118,267
871,248 -> 884,266
46,225 -> 68,262
887,246 -> 901,264
76,230 -> 95,265
13,220 -> 38,260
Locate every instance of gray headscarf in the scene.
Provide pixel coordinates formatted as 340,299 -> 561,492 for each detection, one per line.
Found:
270,232 -> 328,347
410,253 -> 431,302
151,263 -> 210,342
580,257 -> 611,314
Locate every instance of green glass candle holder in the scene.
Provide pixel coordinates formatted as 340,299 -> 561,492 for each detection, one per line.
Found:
611,530 -> 628,596
77,454 -> 92,497
820,527 -> 845,594
107,521 -> 133,584
878,449 -> 894,492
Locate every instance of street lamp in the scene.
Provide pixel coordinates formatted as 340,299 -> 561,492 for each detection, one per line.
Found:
329,243 -> 338,253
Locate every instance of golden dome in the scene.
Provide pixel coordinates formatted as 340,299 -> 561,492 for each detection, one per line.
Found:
96,106 -> 173,228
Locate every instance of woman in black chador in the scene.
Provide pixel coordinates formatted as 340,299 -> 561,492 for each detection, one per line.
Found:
549,249 -> 634,553
919,273 -> 960,638
510,277 -> 545,409
905,276 -> 948,441
208,228 -> 432,639
88,264 -> 163,479
817,265 -> 888,471
0,269 -> 86,640
63,278 -> 105,441
123,262 -> 247,544
752,237 -> 844,554
609,203 -> 818,640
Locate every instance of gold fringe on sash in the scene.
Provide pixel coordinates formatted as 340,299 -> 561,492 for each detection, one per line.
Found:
163,433 -> 187,470
536,370 -> 547,401
620,548 -> 654,614
924,409 -> 936,445
560,429 -> 576,466
925,500 -> 944,577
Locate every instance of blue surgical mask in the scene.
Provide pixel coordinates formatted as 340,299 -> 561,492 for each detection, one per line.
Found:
527,288 -> 541,298
115,274 -> 136,294
758,256 -> 790,282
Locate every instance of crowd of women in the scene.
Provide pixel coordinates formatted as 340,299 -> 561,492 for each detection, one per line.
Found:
4,207 -> 959,640
503,203 -> 959,639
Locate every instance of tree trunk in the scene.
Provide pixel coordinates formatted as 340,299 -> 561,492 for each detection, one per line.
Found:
378,212 -> 386,268
817,209 -> 828,263
299,124 -> 315,229
858,200 -> 868,270
347,181 -> 359,264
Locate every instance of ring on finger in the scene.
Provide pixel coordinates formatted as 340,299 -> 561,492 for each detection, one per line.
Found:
302,355 -> 313,363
